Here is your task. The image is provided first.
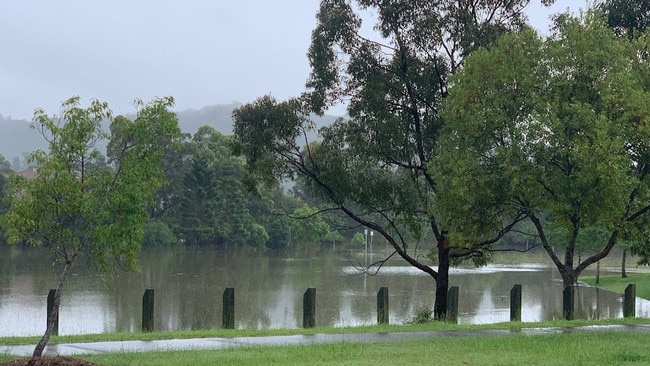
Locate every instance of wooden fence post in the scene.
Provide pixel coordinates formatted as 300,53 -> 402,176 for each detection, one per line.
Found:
142,288 -> 154,332
510,284 -> 522,322
303,288 -> 316,328
446,286 -> 459,324
624,284 -> 636,318
377,287 -> 389,325
47,289 -> 59,336
222,287 -> 235,329
563,286 -> 575,321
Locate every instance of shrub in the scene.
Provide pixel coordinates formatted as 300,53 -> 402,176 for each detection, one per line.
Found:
406,306 -> 434,324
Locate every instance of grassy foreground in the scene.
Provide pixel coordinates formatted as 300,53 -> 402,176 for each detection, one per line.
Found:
3,329 -> 650,365
581,272 -> 650,300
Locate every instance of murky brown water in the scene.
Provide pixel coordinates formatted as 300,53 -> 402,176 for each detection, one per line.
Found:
0,246 -> 646,336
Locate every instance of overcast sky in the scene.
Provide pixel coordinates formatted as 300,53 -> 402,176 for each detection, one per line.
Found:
1,0 -> 590,120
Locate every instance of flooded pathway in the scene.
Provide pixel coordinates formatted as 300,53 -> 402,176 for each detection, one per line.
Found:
4,324 -> 650,357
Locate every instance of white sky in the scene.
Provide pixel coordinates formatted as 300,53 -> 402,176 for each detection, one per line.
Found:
0,0 -> 590,120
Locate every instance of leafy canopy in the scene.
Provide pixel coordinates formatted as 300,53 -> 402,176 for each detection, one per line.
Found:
437,11 -> 650,280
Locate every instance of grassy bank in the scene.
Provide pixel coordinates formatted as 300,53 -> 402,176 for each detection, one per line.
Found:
581,272 -> 650,300
3,328 -> 650,365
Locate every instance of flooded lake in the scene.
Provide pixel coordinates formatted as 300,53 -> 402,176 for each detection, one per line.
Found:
0,246 -> 647,336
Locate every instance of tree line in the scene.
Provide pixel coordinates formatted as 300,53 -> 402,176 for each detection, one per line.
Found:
0,127 -> 354,252
145,124 -> 351,250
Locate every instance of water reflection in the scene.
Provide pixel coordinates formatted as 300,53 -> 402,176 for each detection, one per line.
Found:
265,283 -> 298,329
0,246 -> 646,336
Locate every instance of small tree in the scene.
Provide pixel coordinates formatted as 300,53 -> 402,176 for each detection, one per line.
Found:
350,232 -> 366,247
1,96 -> 181,358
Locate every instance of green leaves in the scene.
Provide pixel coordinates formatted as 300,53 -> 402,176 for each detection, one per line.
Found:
435,28 -> 543,245
438,11 -> 650,275
233,96 -> 312,186
599,0 -> 650,38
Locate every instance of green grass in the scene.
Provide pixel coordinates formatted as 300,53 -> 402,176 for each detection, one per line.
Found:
3,330 -> 650,365
582,272 -> 650,300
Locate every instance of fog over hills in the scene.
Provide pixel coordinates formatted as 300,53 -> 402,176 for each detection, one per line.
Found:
0,103 -> 339,168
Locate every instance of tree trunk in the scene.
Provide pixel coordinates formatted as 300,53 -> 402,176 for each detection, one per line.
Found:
434,242 -> 450,320
596,260 -> 600,285
622,249 -> 627,278
32,260 -> 75,358
561,267 -> 578,287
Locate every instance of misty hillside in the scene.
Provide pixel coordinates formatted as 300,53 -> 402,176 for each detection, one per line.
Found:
176,102 -> 243,135
0,103 -> 340,166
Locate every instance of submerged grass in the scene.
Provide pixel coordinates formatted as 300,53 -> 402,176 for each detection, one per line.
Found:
3,329 -> 650,365
1,317 -> 648,346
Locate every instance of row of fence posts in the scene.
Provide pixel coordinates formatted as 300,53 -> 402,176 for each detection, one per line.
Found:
44,284 -> 638,335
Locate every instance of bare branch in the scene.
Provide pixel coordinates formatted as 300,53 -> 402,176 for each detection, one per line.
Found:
347,249 -> 400,276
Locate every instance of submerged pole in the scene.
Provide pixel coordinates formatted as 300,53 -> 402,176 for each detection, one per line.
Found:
624,284 -> 636,318
303,288 -> 316,328
223,287 -> 235,329
377,287 -> 389,325
142,288 -> 154,332
446,286 -> 459,323
510,284 -> 522,322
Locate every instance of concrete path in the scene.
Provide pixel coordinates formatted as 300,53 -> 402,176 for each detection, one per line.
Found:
3,324 -> 650,357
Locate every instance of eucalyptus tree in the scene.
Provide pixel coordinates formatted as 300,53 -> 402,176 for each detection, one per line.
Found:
437,12 -> 650,286
1,97 -> 181,357
233,0 -> 551,318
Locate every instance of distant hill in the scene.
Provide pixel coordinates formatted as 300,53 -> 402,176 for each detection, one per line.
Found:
0,104 -> 340,167
174,102 -> 340,137
176,102 -> 242,135
0,115 -> 43,166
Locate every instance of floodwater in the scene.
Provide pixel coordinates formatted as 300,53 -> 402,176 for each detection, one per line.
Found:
0,246 -> 647,337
